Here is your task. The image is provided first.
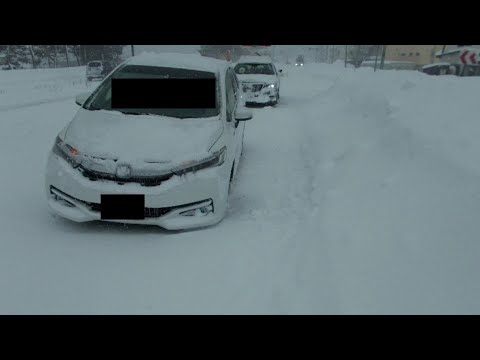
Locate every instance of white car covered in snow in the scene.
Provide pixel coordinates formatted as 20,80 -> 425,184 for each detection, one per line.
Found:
234,56 -> 282,106
45,53 -> 252,230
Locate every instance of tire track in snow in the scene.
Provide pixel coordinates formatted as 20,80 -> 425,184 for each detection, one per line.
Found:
290,101 -> 343,313
264,80 -> 344,313
286,84 -> 420,313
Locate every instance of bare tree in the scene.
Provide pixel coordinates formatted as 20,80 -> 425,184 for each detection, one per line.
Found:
29,45 -> 36,69
64,45 -> 70,67
53,45 -> 58,68
348,45 -> 376,68
70,45 -> 81,66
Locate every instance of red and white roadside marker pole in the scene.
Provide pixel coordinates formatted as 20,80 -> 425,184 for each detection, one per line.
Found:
460,49 -> 479,65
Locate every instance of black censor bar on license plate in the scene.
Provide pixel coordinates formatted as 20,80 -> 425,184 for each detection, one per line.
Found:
101,194 -> 145,220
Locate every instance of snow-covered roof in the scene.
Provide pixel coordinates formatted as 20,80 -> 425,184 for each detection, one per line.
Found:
237,55 -> 273,64
435,49 -> 461,57
126,52 -> 230,74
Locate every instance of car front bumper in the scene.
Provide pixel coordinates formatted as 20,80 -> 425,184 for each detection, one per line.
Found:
243,91 -> 277,105
45,152 -> 230,230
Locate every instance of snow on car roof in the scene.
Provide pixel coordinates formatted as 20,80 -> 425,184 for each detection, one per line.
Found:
126,52 -> 230,74
237,56 -> 273,64
435,47 -> 480,57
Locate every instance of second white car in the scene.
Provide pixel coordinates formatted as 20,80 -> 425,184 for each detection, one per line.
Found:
234,56 -> 282,106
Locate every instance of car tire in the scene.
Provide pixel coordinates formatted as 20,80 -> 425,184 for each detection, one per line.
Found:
230,161 -> 235,183
228,162 -> 235,194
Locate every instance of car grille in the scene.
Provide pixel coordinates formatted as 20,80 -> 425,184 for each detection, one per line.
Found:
242,83 -> 264,92
50,186 -> 211,219
78,166 -> 173,187
88,202 -> 172,218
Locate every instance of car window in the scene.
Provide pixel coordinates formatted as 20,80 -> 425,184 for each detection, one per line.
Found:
85,64 -> 220,119
229,69 -> 240,98
225,70 -> 237,122
234,63 -> 275,75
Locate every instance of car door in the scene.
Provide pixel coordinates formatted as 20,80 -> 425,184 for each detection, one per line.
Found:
273,63 -> 280,93
225,68 -> 245,174
230,69 -> 245,168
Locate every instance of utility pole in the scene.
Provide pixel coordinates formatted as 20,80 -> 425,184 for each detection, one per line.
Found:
355,45 -> 361,69
83,45 -> 87,65
380,45 -> 387,69
30,45 -> 36,69
131,45 -> 135,57
374,45 -> 380,71
344,45 -> 348,68
53,45 -> 58,68
64,45 -> 69,67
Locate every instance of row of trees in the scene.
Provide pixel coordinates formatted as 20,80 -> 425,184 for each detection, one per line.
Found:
0,45 -> 125,69
199,45 -> 269,61
0,45 -> 384,69
198,45 -> 380,68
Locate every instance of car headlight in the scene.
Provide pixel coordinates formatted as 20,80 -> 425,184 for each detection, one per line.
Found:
52,136 -> 82,168
173,147 -> 226,176
264,84 -> 276,89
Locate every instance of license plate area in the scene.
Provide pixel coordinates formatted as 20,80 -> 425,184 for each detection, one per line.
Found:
101,194 -> 145,220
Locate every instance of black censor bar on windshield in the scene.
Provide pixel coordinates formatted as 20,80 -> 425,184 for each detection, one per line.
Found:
111,78 -> 217,109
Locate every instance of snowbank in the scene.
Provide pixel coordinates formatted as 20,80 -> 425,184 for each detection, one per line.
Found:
0,66 -> 89,110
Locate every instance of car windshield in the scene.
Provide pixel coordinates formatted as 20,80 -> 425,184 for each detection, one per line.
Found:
234,63 -> 275,75
84,65 -> 220,119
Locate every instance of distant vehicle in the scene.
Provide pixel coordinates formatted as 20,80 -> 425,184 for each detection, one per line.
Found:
234,56 -> 282,106
422,63 -> 456,76
86,60 -> 114,82
295,55 -> 304,67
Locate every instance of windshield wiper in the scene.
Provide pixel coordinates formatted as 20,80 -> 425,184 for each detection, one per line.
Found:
117,110 -> 144,115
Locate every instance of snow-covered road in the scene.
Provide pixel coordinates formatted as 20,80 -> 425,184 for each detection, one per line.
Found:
1,64 -> 480,314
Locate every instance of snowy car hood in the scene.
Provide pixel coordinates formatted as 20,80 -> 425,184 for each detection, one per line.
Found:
236,74 -> 278,84
64,107 -> 224,165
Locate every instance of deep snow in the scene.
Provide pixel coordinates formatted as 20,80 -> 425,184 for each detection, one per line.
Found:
1,64 -> 480,314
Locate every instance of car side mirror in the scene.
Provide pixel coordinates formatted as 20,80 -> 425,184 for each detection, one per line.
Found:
235,106 -> 253,121
75,92 -> 90,106
278,69 -> 283,73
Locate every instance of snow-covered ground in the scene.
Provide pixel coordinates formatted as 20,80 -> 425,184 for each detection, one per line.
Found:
1,64 -> 480,314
